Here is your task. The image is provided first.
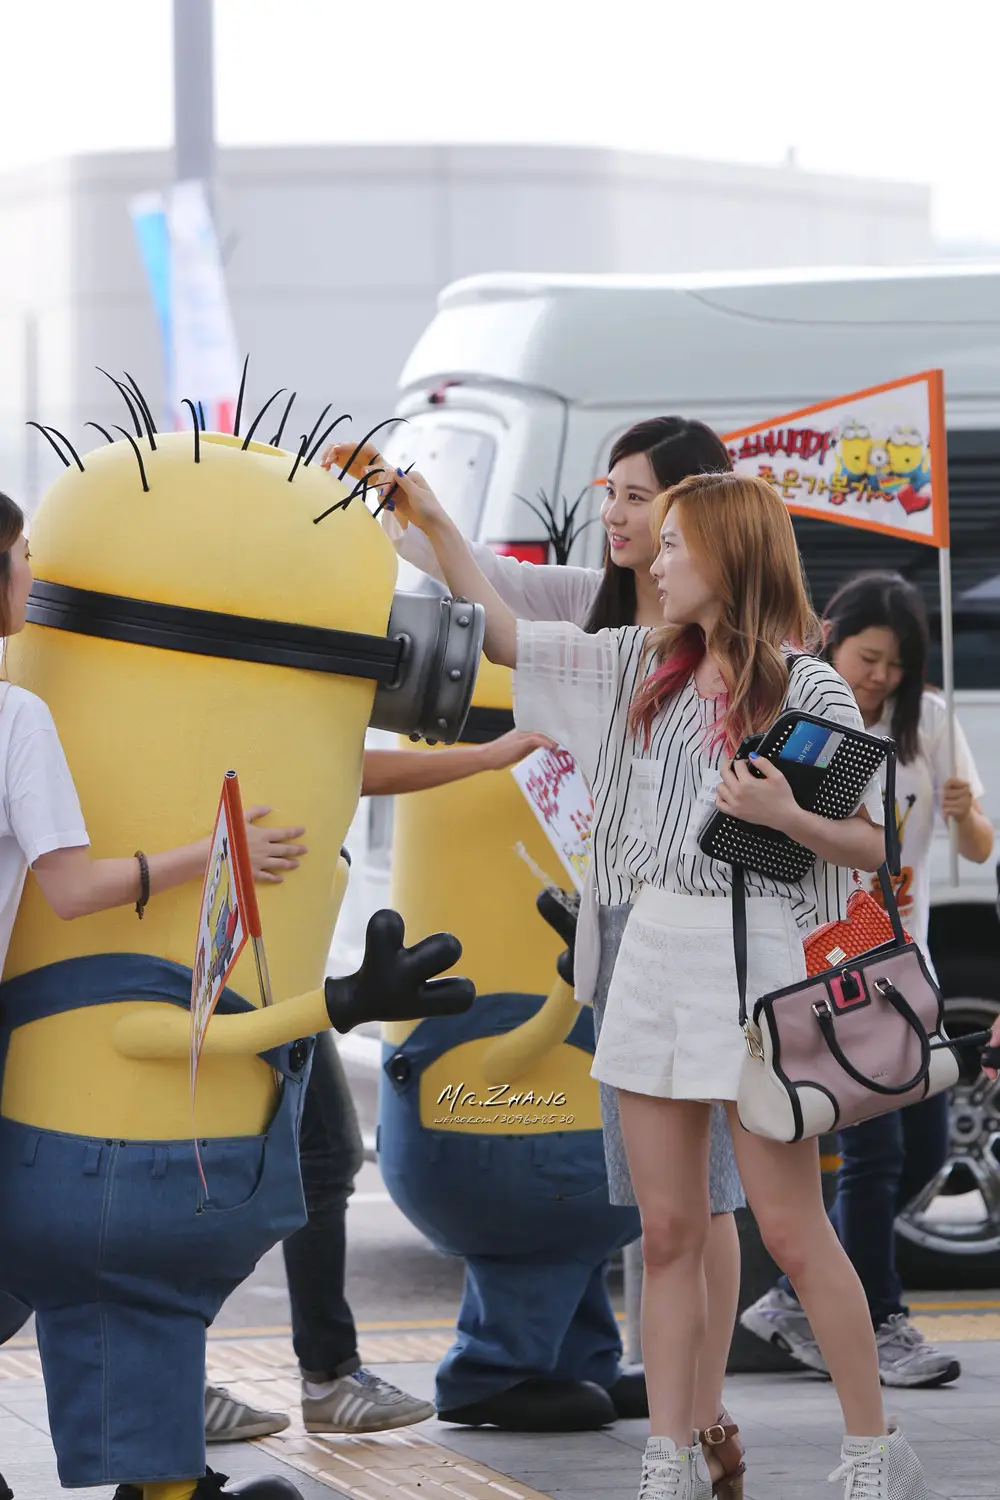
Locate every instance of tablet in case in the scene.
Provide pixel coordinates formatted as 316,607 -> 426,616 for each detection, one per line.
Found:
696,711 -> 893,882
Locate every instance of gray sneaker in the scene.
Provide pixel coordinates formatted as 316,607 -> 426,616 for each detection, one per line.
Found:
739,1286 -> 829,1374
302,1368 -> 435,1433
875,1314 -> 960,1389
205,1383 -> 290,1442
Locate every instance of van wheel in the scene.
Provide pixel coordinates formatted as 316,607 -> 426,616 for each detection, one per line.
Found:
895,977 -> 1000,1289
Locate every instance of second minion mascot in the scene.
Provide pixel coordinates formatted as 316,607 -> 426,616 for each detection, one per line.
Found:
381,658 -> 643,1433
0,382 -> 480,1500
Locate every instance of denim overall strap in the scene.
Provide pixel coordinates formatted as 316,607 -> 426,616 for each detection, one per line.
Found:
0,952 -> 299,1079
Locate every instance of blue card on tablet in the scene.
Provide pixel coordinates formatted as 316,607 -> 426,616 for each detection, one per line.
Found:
778,720 -> 844,769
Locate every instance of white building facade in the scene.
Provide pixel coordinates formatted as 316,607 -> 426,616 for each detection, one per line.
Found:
0,141 -> 932,508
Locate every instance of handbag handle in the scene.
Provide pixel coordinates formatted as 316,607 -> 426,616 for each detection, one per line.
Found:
811,977 -> 931,1096
734,737 -> 901,1030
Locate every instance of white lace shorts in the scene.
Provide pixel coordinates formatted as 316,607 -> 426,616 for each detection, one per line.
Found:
591,886 -> 805,1101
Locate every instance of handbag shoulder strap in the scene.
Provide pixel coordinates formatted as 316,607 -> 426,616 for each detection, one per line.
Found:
733,736 -> 903,1027
733,863 -> 750,1028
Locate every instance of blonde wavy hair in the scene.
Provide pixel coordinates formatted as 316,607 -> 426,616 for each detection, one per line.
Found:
629,472 -> 822,750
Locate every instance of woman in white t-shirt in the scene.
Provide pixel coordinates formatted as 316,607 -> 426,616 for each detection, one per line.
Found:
345,463 -> 929,1500
0,494 -> 306,988
743,570 -> 994,1394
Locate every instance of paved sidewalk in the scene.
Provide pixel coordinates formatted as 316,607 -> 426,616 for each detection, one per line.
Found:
2,1340 -> 995,1500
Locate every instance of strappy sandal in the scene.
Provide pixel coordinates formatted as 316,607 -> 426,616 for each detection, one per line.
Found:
697,1408 -> 745,1499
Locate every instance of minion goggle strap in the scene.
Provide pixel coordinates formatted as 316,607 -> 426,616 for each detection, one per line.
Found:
25,581 -> 485,746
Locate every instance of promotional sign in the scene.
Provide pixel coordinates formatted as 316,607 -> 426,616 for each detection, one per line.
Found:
129,179 -> 241,432
511,745 -> 594,893
724,370 -> 949,549
189,771 -> 259,1102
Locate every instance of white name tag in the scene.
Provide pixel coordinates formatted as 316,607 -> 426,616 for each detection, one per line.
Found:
681,769 -> 723,858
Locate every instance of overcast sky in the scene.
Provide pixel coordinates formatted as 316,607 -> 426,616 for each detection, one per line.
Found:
5,0 -> 994,247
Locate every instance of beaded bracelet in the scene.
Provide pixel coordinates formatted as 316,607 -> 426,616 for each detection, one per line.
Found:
135,850 -> 150,920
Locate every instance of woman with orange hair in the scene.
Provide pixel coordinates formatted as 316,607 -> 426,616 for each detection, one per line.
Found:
370,463 -> 929,1500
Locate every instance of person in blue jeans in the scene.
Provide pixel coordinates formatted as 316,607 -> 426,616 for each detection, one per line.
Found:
0,960 -> 438,1450
741,571 -> 994,1388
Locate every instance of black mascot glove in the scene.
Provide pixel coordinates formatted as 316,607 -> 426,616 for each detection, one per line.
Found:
536,887 -> 578,989
324,909 -> 475,1034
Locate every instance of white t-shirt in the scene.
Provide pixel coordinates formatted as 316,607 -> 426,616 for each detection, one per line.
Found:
868,692 -> 983,967
0,684 -> 89,975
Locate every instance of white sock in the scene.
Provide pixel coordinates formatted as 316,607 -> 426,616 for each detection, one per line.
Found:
303,1375 -> 346,1399
645,1437 -> 682,1459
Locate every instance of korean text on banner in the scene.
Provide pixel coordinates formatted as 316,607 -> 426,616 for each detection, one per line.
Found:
511,745 -> 594,893
724,370 -> 949,550
189,771 -> 255,1101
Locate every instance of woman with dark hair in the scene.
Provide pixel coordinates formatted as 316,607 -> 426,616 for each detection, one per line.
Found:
326,419 -> 747,1486
742,569 -> 993,1390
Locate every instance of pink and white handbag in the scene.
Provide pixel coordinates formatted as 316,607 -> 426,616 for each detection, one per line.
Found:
711,714 -> 990,1142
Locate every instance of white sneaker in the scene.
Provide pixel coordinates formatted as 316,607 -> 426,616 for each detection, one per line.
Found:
829,1425 -> 930,1500
875,1314 -> 961,1388
302,1368 -> 435,1432
638,1437 -> 712,1500
739,1286 -> 829,1374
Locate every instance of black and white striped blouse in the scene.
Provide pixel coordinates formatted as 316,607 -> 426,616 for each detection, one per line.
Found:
514,622 -> 884,933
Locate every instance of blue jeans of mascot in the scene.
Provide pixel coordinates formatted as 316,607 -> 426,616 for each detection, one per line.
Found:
379,993 -> 641,1412
0,955 -> 312,1489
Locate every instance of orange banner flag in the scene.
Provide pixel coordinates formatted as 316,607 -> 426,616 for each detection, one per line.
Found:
723,369 -> 949,550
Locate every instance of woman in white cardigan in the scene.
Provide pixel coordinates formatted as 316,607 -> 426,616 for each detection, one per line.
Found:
325,417 -> 748,1488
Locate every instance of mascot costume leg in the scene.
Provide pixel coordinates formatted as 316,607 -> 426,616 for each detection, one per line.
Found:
0,376 -> 481,1500
379,662 -> 644,1432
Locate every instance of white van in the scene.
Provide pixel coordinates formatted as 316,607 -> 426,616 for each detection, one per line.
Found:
381,265 -> 1000,1285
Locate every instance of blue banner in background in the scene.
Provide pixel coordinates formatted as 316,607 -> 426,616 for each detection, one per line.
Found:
128,182 -> 240,434
129,192 -> 173,426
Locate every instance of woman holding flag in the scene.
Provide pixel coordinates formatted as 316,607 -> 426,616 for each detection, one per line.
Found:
742,569 -> 993,1389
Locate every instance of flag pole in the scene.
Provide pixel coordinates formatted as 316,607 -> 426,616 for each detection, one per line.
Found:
939,546 -> 960,886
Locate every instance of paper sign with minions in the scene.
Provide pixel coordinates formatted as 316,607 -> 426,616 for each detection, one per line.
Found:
511,745 -> 594,893
189,770 -> 255,1096
724,370 -> 949,549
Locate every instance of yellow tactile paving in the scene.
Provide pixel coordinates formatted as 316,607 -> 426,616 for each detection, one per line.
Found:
0,1328 -> 456,1381
3,1302 -> 1000,1384
253,1427 -> 555,1500
911,1312 -> 1000,1342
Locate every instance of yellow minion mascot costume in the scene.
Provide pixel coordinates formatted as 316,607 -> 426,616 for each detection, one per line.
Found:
379,659 -> 643,1432
0,374 -> 480,1500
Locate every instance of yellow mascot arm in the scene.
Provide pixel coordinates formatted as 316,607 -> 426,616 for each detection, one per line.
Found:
112,987 -> 331,1060
111,911 -> 476,1061
480,976 -> 579,1085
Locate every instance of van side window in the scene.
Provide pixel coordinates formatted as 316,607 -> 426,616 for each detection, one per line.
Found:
793,429 -> 1000,690
384,425 -> 496,541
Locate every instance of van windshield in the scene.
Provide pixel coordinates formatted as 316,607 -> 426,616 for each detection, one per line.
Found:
382,423 -> 496,595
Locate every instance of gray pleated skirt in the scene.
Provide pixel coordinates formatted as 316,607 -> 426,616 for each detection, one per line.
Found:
593,904 -> 746,1213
